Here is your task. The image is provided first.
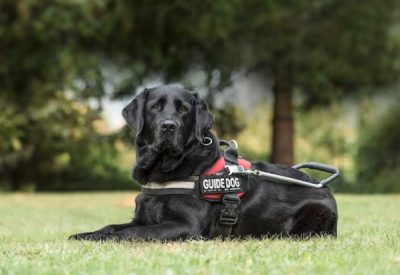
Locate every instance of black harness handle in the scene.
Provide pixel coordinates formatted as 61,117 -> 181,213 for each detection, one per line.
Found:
220,140 -> 239,165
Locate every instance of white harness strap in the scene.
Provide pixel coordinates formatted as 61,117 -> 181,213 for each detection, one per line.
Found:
143,181 -> 196,190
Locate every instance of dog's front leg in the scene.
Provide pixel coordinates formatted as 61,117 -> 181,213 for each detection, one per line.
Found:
78,220 -> 201,242
110,220 -> 202,241
69,222 -> 136,241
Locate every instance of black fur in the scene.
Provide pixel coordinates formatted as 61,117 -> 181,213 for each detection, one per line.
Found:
69,84 -> 337,241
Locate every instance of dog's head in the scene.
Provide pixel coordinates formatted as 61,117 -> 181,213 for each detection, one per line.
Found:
122,84 -> 214,156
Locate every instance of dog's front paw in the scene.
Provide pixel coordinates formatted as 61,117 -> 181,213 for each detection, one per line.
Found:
68,232 -> 109,241
97,225 -> 117,235
68,232 -> 91,240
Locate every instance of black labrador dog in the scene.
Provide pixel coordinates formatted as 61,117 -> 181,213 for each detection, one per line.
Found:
70,84 -> 337,241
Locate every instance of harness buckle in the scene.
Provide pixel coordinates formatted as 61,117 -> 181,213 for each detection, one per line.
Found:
225,165 -> 245,175
219,194 -> 241,225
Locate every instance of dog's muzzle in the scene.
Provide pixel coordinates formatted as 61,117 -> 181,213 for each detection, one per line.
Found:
154,120 -> 183,154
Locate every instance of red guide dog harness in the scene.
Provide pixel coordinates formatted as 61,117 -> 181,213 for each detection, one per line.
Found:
201,156 -> 251,201
140,155 -> 252,200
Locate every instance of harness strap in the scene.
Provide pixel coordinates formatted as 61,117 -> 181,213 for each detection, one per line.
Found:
213,193 -> 241,238
214,142 -> 241,237
142,176 -> 199,195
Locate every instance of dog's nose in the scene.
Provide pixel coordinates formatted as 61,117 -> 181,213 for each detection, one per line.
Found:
160,120 -> 177,132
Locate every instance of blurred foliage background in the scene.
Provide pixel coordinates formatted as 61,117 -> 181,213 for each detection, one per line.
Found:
0,0 -> 399,192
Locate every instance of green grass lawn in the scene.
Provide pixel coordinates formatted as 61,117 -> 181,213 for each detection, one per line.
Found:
0,193 -> 399,275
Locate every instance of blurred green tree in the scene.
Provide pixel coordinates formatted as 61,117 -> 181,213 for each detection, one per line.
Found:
355,99 -> 400,192
0,0 -> 130,190
100,0 -> 240,95
234,0 -> 400,164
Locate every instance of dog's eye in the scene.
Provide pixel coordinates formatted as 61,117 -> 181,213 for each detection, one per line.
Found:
151,103 -> 160,110
179,106 -> 187,113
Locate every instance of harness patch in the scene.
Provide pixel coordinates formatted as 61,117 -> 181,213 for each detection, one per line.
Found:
199,175 -> 247,194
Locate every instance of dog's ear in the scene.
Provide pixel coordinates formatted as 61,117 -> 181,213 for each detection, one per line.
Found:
193,93 -> 214,143
122,89 -> 149,135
